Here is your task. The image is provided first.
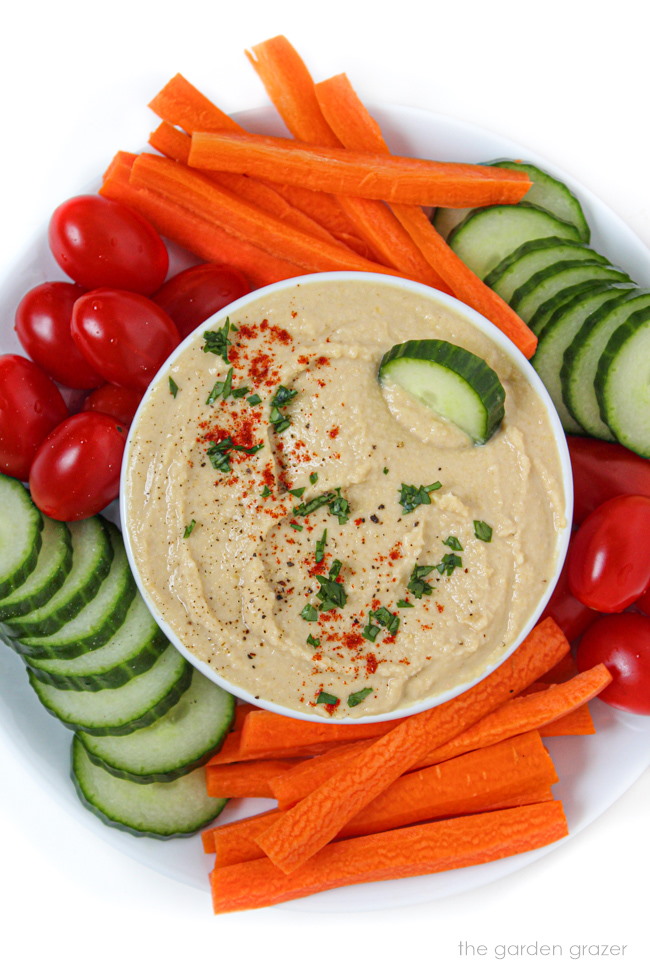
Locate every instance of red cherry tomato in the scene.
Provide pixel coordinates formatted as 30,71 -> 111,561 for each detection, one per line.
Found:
567,495 -> 650,612
14,281 -> 104,389
152,262 -> 251,339
540,554 -> 601,642
82,384 -> 142,427
567,436 -> 650,525
577,613 -> 650,715
71,289 -> 180,392
48,195 -> 169,295
0,354 -> 69,480
29,412 -> 127,521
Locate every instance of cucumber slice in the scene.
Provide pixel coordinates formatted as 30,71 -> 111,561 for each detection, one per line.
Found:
486,160 -> 590,241
25,591 -> 169,691
510,261 -> 632,328
379,339 -> 505,444
532,283 -> 635,435
1,516 -> 113,639
562,289 -> 650,440
448,203 -> 582,280
485,237 -> 609,304
28,642 -> 192,736
0,516 -> 71,622
595,306 -> 650,457
71,736 -> 228,839
17,523 -> 136,659
528,280 -> 611,336
78,670 -> 235,782
0,475 -> 43,599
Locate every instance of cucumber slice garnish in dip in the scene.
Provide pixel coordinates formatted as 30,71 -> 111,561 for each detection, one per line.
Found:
379,339 -> 505,444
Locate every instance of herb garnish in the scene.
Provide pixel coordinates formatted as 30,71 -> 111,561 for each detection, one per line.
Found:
443,536 -> 463,551
348,687 -> 373,707
292,488 -> 350,524
168,376 -> 179,398
270,385 -> 298,434
261,485 -> 272,498
397,599 -> 414,608
300,604 -> 319,622
316,691 -> 339,706
247,393 -> 262,406
474,520 -> 493,542
362,616 -> 381,643
309,472 -> 319,485
206,366 -> 249,403
307,633 -> 321,648
407,563 -> 436,599
206,436 -> 264,473
289,486 -> 306,498
435,552 -> 463,576
183,519 -> 196,538
363,605 -> 400,642
315,529 -> 327,564
314,560 -> 347,612
203,318 -> 236,363
398,481 -> 442,514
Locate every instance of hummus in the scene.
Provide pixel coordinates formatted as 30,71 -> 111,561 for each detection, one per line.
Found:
124,275 -> 567,719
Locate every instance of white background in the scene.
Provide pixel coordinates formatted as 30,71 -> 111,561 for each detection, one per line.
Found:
1,1 -> 649,972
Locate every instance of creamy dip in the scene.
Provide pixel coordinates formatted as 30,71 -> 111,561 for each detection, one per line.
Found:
124,276 -> 567,719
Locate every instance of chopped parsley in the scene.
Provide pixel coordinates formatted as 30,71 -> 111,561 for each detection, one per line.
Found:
309,472 -> 319,485
362,617 -> 381,643
347,687 -> 373,708
289,486 -> 306,498
316,690 -> 339,706
474,520 -> 493,542
203,318 -> 236,363
443,536 -> 463,551
206,436 -> 264,473
407,563 -> 436,599
307,633 -> 321,648
397,599 -> 414,608
270,385 -> 298,434
398,481 -> 442,514
292,488 -> 350,524
363,605 -> 400,642
315,529 -> 327,564
183,519 -> 196,538
206,367 -> 249,403
435,552 -> 463,576
300,604 -> 319,622
289,522 -> 304,531
314,560 -> 347,612
261,485 -> 272,498
328,489 -> 350,524
232,386 -> 250,399
168,376 -> 179,398
247,393 -> 262,406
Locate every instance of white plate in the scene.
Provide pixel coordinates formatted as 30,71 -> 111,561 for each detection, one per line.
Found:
1,103 -> 649,913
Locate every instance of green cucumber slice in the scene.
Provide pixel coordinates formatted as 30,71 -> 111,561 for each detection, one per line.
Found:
486,160 -> 590,241
510,260 -> 632,325
485,237 -> 609,304
447,203 -> 582,280
28,642 -> 192,736
2,516 -> 113,639
25,591 -> 169,691
71,736 -> 228,839
0,475 -> 43,599
595,306 -> 650,457
561,289 -> 650,440
531,283 -> 635,435
379,339 -> 505,444
0,516 -> 71,622
17,523 -> 136,659
78,670 -> 235,782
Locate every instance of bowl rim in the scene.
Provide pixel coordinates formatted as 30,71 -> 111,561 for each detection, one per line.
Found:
120,269 -> 574,725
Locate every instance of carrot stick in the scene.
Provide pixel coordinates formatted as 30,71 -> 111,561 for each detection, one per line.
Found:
188,131 -> 532,209
255,617 -> 569,873
314,72 -> 538,358
148,73 -> 376,259
211,800 -> 568,912
129,153 -> 405,277
204,731 -> 556,860
268,663 -> 608,807
100,152 -> 303,288
243,37 -> 452,285
239,709 -> 402,760
205,759 -> 301,798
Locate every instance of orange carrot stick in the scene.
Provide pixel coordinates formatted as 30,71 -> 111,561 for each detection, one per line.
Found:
244,36 -> 451,286
314,72 -> 537,358
255,617 -> 569,873
188,131 -> 532,209
100,152 -> 303,288
268,663 -> 608,807
204,731 -> 556,860
238,709 -> 402,760
205,759 -> 301,798
129,153 -> 404,277
211,800 -> 568,912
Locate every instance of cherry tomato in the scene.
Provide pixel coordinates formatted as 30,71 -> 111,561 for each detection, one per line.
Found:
48,195 -> 169,295
577,613 -> 650,714
29,412 -> 127,521
567,436 -> 650,525
0,354 -> 69,480
82,384 -> 142,427
152,262 -> 251,339
14,281 -> 104,389
71,289 -> 180,392
540,554 -> 601,642
567,494 -> 650,612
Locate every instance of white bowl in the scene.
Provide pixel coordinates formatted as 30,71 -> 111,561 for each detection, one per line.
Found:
120,270 -> 573,724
